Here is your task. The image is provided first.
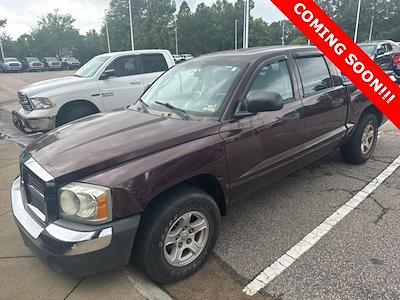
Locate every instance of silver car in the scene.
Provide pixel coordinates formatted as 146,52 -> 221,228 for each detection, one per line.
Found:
0,57 -> 23,72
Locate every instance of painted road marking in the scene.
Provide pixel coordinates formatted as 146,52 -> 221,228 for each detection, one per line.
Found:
243,154 -> 400,296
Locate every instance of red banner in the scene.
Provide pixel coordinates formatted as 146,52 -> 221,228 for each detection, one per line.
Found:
271,0 -> 400,128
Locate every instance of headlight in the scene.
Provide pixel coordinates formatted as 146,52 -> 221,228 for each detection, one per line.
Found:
59,182 -> 112,224
30,97 -> 55,109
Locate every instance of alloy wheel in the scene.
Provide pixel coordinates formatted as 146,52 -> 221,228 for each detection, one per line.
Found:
163,211 -> 209,267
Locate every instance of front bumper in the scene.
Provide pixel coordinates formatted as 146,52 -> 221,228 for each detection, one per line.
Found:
48,65 -> 62,70
11,177 -> 141,276
5,66 -> 22,72
28,66 -> 44,71
12,110 -> 56,133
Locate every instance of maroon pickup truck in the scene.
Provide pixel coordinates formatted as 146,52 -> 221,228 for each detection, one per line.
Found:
11,46 -> 386,283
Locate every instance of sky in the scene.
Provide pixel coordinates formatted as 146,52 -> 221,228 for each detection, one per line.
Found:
0,0 -> 285,39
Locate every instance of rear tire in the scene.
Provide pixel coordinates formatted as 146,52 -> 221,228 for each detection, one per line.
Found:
133,186 -> 221,283
57,104 -> 97,126
341,113 -> 378,164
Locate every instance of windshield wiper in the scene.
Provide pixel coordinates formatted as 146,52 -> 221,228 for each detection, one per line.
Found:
73,74 -> 83,78
155,101 -> 192,120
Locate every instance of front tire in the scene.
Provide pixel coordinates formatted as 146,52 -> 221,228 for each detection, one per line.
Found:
57,104 -> 97,126
341,113 -> 378,164
134,186 -> 221,283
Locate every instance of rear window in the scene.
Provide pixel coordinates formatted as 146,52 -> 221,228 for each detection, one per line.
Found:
296,56 -> 332,95
141,54 -> 168,74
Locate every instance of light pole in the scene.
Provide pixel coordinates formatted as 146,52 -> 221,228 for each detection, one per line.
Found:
243,0 -> 249,48
175,19 -> 179,55
0,38 -> 4,60
105,10 -> 111,53
354,0 -> 362,43
235,19 -> 238,50
128,0 -> 135,51
368,5 -> 375,43
242,1 -> 246,48
281,21 -> 285,46
368,16 -> 374,42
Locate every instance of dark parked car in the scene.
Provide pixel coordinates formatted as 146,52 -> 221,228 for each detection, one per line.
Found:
21,57 -> 44,72
12,46 -> 386,283
0,57 -> 22,72
359,40 -> 398,75
42,57 -> 62,71
391,43 -> 400,82
61,57 -> 81,70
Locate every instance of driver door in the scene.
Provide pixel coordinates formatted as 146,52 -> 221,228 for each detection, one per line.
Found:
221,57 -> 305,201
97,55 -> 144,111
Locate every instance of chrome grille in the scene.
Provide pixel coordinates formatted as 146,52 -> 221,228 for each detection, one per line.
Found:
9,63 -> 20,67
32,63 -> 42,66
22,165 -> 46,216
17,92 -> 33,111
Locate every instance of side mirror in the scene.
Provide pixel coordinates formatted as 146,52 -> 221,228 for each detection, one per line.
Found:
100,69 -> 116,80
247,91 -> 284,113
376,48 -> 385,56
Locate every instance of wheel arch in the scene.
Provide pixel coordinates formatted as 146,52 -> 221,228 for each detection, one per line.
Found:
143,173 -> 227,217
56,99 -> 100,126
362,104 -> 383,126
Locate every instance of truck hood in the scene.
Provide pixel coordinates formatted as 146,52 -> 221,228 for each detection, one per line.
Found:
20,76 -> 87,97
25,109 -> 221,179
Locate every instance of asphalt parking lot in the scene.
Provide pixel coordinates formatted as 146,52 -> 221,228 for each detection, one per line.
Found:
0,71 -> 400,300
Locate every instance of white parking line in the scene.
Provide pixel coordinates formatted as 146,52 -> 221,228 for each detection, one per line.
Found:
243,154 -> 400,296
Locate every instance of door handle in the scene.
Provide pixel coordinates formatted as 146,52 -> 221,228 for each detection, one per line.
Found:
331,98 -> 344,108
282,112 -> 301,123
130,81 -> 141,85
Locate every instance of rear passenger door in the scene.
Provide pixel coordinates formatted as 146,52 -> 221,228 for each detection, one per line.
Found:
139,53 -> 170,88
293,52 -> 347,151
98,55 -> 144,111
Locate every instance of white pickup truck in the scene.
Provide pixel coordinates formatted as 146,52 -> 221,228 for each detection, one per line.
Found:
12,49 -> 175,133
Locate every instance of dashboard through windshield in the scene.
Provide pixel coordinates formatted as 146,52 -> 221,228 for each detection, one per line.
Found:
141,60 -> 244,118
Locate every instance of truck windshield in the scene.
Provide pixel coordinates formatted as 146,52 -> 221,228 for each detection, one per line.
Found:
141,60 -> 244,118
74,56 -> 109,78
359,44 -> 377,56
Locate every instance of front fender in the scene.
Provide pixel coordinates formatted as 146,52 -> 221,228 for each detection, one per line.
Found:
82,134 -> 229,219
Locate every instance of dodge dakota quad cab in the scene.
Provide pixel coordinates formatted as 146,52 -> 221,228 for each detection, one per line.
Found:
12,49 -> 175,133
11,46 -> 386,283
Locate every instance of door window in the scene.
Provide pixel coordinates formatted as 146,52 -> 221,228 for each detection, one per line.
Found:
248,60 -> 294,100
296,56 -> 332,95
141,54 -> 168,74
106,56 -> 139,77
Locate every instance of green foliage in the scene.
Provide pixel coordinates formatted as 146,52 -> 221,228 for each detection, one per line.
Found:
31,10 -> 82,57
1,0 -> 399,62
73,30 -> 106,64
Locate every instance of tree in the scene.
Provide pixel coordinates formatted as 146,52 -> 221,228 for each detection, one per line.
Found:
73,30 -> 106,64
139,0 -> 176,49
31,10 -> 81,57
103,0 -> 146,51
176,1 -> 193,54
249,18 -> 271,47
0,19 -> 6,28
